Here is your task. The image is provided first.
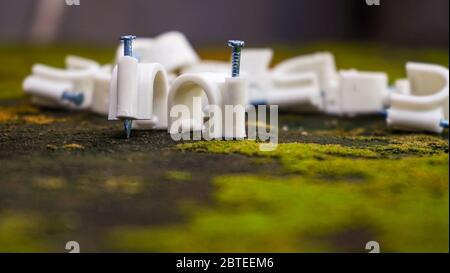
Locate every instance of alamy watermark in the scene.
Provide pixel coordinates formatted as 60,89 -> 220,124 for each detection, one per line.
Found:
65,241 -> 80,253
365,0 -> 380,6
65,0 -> 80,6
169,98 -> 279,151
365,241 -> 380,253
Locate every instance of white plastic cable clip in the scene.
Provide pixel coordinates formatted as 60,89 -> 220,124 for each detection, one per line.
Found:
90,66 -> 112,115
386,108 -> 444,133
22,55 -> 113,115
168,72 -> 249,139
240,48 -> 273,105
180,60 -> 230,74
115,31 -> 199,72
269,52 -> 337,111
386,62 -> 449,133
325,69 -> 388,116
108,56 -> 169,129
266,72 -> 322,111
22,55 -> 100,109
224,76 -> 248,139
272,52 -> 337,90
180,49 -> 274,112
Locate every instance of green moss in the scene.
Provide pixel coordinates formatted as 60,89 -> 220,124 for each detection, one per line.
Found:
165,171 -> 192,181
33,177 -> 66,190
104,176 -> 144,195
180,134 -> 448,154
364,135 -> 448,155
0,213 -> 51,252
108,137 -> 448,252
108,154 -> 448,252
177,135 -> 448,175
177,136 -> 448,180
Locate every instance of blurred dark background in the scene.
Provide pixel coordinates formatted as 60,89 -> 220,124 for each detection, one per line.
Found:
0,0 -> 448,47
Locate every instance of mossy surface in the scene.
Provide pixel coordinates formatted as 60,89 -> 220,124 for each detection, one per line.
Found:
0,43 -> 448,252
109,138 -> 448,252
